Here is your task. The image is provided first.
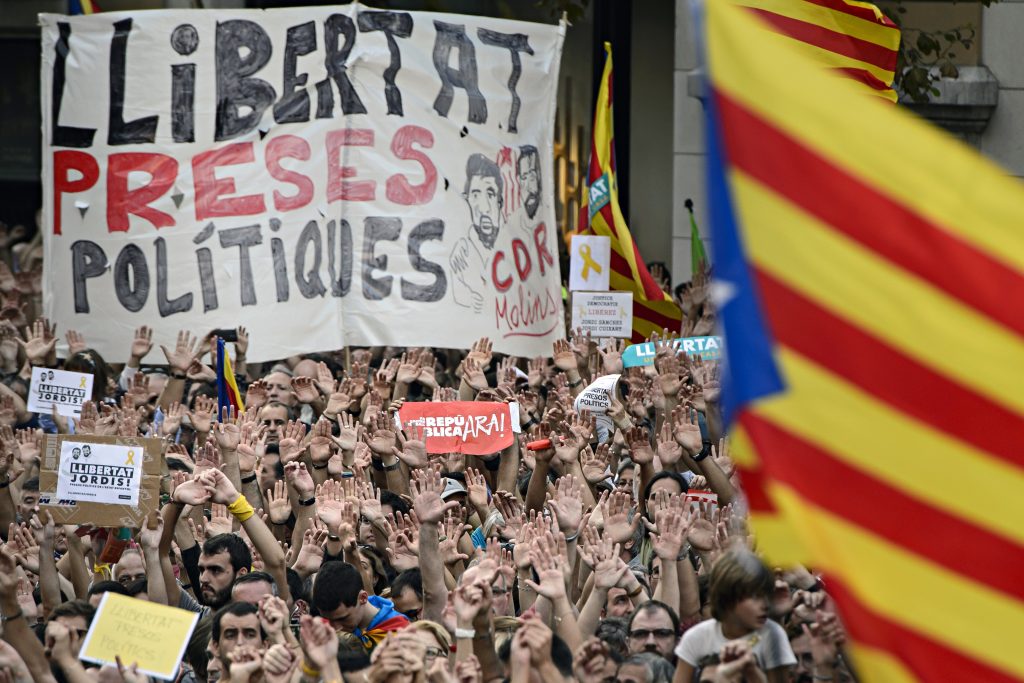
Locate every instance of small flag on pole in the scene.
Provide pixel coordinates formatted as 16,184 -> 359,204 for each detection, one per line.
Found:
585,42 -> 682,341
216,338 -> 244,419
686,198 -> 707,275
69,0 -> 101,14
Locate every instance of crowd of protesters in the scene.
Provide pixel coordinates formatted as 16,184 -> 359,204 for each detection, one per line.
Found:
0,220 -> 853,683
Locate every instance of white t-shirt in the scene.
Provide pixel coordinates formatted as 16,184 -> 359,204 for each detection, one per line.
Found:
674,619 -> 796,671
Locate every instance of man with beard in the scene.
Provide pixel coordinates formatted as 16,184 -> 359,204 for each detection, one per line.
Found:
198,534 -> 252,609
627,601 -> 680,661
450,153 -> 504,313
518,145 -> 541,221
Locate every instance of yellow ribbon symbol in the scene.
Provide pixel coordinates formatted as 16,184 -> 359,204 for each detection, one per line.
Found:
579,244 -> 603,280
125,450 -> 135,466
79,377 -> 87,388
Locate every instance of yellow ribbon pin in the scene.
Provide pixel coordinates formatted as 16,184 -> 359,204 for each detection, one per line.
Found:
125,450 -> 135,466
79,377 -> 87,388
579,244 -> 603,280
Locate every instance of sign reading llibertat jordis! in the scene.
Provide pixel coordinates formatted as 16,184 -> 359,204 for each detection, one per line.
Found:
40,6 -> 565,361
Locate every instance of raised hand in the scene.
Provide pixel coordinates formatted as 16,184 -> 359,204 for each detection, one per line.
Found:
308,416 -> 335,466
410,468 -> 459,524
284,461 -> 315,499
654,420 -> 683,467
206,504 -> 233,537
65,329 -> 88,355
467,336 -> 493,369
600,490 -> 642,544
416,349 -> 438,388
188,395 -> 217,434
461,358 -> 489,392
314,480 -> 345,529
625,426 -> 655,465
687,502 -> 717,552
199,467 -> 240,506
579,443 -> 609,484
551,338 -> 577,372
19,318 -> 57,365
599,338 -> 626,374
525,533 -> 568,599
712,438 -> 735,478
160,329 -> 200,375
161,401 -> 185,437
393,422 -> 428,468
173,472 -> 213,506
651,508 -> 691,560
672,404 -> 704,456
265,480 -> 292,525
214,406 -> 242,451
128,325 -> 153,362
245,380 -> 269,411
395,351 -> 420,386
290,376 -> 320,405
291,528 -> 327,577
365,413 -> 397,456
278,420 -> 308,464
546,474 -> 583,534
262,643 -> 297,683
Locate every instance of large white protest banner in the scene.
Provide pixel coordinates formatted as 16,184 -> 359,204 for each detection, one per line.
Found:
41,5 -> 565,362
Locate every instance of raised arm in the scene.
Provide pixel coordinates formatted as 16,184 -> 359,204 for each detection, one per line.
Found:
201,467 -> 292,605
411,467 -> 461,623
0,548 -> 57,683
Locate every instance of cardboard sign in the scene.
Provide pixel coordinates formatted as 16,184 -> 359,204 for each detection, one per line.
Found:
40,8 -> 566,362
569,235 -> 610,291
80,592 -> 200,680
27,367 -> 93,417
38,435 -> 162,527
55,441 -> 143,507
571,291 -> 633,338
621,336 -> 723,368
398,402 -> 516,455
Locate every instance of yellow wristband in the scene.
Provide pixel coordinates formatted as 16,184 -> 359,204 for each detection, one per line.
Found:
93,563 -> 111,576
300,660 -> 320,677
226,494 -> 255,523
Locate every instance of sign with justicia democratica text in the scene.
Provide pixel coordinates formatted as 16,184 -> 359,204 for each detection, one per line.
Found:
55,440 -> 143,507
40,6 -> 565,361
28,367 -> 94,417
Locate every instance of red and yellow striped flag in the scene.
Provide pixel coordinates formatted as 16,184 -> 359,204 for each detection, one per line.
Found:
706,2 -> 1024,682
585,42 -> 682,342
737,0 -> 901,102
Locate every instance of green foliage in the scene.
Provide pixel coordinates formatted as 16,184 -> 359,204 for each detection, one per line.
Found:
884,2 -> 984,103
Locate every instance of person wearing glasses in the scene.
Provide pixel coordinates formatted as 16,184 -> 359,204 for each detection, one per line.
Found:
627,600 -> 680,661
410,620 -> 452,669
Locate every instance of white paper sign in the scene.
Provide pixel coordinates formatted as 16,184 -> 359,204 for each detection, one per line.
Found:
28,367 -> 94,417
573,373 -> 620,415
571,291 -> 633,338
40,7 -> 566,362
569,235 -> 610,291
55,441 -> 142,507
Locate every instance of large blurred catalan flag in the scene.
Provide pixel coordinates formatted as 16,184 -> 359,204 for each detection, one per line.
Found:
705,1 -> 1024,682
585,42 -> 682,342
737,0 -> 901,102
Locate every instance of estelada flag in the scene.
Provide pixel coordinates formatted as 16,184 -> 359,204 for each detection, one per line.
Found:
705,1 -> 1024,681
584,42 -> 682,342
68,0 -> 101,14
216,338 -> 244,418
